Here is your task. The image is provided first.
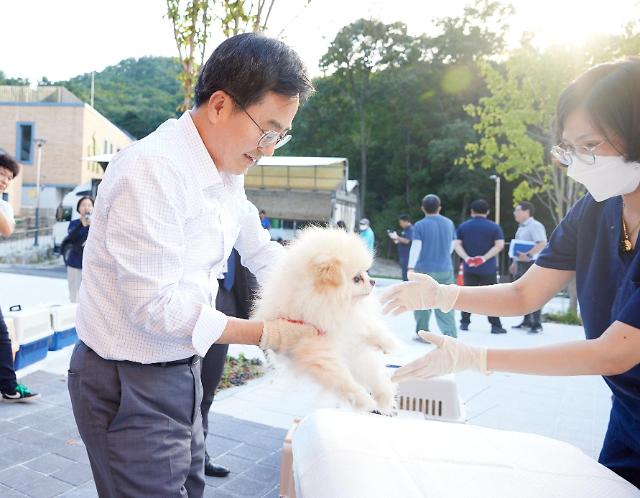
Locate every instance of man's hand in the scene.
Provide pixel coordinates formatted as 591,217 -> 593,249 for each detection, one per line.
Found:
260,319 -> 321,352
465,256 -> 485,267
391,331 -> 489,382
509,262 -> 516,275
516,251 -> 530,262
381,271 -> 460,315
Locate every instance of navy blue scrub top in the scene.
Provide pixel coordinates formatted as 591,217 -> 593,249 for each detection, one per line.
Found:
536,193 -> 640,435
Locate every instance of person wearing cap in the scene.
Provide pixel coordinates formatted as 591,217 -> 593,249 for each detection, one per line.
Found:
358,217 -> 375,252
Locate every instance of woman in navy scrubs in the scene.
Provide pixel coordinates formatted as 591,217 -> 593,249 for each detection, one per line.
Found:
382,57 -> 640,487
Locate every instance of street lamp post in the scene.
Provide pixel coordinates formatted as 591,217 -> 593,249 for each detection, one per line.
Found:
489,174 -> 501,226
33,139 -> 46,246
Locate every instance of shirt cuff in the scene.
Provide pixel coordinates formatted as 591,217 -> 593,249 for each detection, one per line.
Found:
191,304 -> 228,357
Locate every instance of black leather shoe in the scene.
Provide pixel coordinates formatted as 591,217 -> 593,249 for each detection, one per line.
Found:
491,326 -> 507,334
460,323 -> 469,331
528,325 -> 543,334
205,460 -> 230,478
204,452 -> 230,477
511,322 -> 532,329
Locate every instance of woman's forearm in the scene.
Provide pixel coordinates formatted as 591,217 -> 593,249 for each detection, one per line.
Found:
488,321 -> 640,376
454,265 -> 574,317
489,340 -> 603,375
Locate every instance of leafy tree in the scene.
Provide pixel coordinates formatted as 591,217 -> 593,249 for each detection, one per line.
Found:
0,70 -> 30,85
459,44 -> 586,226
320,19 -> 421,217
61,57 -> 183,138
166,0 -> 211,111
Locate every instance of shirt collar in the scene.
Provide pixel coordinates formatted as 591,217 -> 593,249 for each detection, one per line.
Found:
178,111 -> 226,192
520,217 -> 533,227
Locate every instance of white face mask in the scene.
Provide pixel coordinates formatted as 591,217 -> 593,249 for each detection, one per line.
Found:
359,224 -> 368,231
567,155 -> 640,202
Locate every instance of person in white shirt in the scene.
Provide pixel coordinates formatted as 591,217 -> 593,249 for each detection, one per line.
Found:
67,33 -> 315,498
0,153 -> 40,402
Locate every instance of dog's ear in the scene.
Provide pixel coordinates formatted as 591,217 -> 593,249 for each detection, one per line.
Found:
312,255 -> 344,290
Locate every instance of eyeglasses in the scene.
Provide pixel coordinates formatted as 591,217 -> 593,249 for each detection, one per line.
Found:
550,139 -> 607,167
226,92 -> 291,150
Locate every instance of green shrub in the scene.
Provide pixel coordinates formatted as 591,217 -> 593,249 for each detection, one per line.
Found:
542,311 -> 582,325
217,353 -> 264,390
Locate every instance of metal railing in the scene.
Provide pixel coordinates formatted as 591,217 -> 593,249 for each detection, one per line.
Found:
0,227 -> 54,258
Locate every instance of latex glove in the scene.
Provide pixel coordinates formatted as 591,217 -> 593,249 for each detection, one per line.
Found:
381,271 -> 460,315
259,319 -> 321,353
391,331 -> 489,383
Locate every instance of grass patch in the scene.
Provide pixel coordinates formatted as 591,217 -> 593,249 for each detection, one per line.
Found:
218,353 -> 264,390
542,311 -> 582,326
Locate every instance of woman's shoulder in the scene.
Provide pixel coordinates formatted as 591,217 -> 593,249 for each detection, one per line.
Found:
563,193 -> 616,225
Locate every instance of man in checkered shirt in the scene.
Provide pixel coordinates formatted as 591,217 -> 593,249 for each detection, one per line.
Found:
68,33 -> 315,497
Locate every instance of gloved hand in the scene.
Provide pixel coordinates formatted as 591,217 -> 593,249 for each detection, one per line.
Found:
391,331 -> 489,383
259,318 -> 321,352
381,271 -> 460,315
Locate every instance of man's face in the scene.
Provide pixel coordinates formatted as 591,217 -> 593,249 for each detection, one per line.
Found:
0,167 -> 14,194
202,91 -> 299,176
513,205 -> 529,224
398,219 -> 410,229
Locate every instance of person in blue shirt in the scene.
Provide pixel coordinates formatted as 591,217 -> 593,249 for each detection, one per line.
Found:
408,194 -> 457,337
389,214 -> 413,281
454,199 -> 506,334
259,209 -> 272,231
358,217 -> 375,252
64,196 -> 93,303
382,57 -> 640,488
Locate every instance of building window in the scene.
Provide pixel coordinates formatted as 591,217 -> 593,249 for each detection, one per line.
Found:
16,122 -> 34,164
103,140 -> 108,154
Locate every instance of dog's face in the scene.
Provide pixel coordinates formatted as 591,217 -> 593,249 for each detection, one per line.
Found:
288,228 -> 375,303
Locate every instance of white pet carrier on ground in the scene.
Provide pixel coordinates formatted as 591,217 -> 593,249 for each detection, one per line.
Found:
5,305 -> 54,369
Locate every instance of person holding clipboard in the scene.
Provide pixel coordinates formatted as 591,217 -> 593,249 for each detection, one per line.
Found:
509,201 -> 548,333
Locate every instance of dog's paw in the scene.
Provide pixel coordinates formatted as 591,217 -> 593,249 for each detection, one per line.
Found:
368,334 -> 400,354
348,389 -> 377,413
373,390 -> 397,415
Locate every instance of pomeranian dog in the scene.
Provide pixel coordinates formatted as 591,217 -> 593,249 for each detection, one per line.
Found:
252,227 -> 399,414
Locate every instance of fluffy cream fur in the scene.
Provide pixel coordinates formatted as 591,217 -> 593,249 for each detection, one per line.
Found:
252,227 -> 399,413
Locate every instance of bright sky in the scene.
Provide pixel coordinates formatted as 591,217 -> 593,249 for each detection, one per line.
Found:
4,0 -> 639,85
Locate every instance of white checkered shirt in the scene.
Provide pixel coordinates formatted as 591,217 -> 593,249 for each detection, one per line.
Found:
76,111 -> 283,363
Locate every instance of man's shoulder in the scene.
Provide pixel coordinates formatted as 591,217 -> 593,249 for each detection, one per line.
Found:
531,218 -> 546,230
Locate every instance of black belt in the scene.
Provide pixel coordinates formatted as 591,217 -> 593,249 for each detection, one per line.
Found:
149,356 -> 199,367
79,342 -> 198,368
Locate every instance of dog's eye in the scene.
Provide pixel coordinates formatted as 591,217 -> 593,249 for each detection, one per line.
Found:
353,275 -> 362,283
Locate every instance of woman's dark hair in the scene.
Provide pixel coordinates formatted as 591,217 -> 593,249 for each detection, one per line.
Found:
556,56 -> 640,161
422,194 -> 441,214
76,196 -> 94,213
0,153 -> 20,179
194,33 -> 314,108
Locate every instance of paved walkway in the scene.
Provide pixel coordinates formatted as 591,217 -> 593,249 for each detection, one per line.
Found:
0,370 -> 285,497
1,270 -> 615,496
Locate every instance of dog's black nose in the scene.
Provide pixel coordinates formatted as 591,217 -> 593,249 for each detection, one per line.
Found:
370,279 -> 376,286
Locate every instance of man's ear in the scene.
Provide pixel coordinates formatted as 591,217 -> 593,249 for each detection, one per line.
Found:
312,255 -> 344,291
207,90 -> 231,124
